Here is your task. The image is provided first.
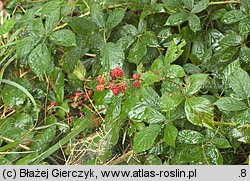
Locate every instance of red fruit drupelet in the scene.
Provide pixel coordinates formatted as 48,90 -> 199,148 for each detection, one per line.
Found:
96,84 -> 105,92
133,80 -> 140,88
119,82 -> 126,92
75,92 -> 81,97
108,82 -> 117,90
97,75 -> 105,84
110,67 -> 124,79
112,87 -> 120,95
133,74 -> 140,80
83,94 -> 88,100
87,90 -> 93,96
25,140 -> 31,146
50,101 -> 56,107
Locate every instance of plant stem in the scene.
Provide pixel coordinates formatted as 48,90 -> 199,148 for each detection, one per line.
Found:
209,1 -> 240,5
214,121 -> 236,127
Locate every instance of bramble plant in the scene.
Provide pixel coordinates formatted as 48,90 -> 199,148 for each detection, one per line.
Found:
0,0 -> 249,165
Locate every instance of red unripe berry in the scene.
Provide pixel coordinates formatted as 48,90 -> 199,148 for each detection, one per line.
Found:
70,95 -> 75,101
112,87 -> 120,95
75,92 -> 81,97
50,101 -> 56,107
133,74 -> 140,80
25,140 -> 31,146
97,75 -> 105,84
91,114 -> 98,119
78,100 -> 84,106
133,80 -> 140,88
108,82 -> 117,90
120,82 -> 126,92
96,84 -> 105,92
83,94 -> 88,101
95,119 -> 101,124
68,117 -> 73,122
87,90 -> 93,96
110,67 -> 124,79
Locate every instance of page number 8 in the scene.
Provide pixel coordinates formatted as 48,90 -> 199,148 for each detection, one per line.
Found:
240,169 -> 246,177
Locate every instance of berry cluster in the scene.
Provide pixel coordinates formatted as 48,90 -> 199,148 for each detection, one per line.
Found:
68,89 -> 103,130
132,74 -> 140,88
96,67 -> 141,96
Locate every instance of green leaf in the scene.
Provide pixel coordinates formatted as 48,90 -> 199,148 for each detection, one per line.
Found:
214,97 -> 248,112
141,71 -> 159,85
214,46 -> 239,62
190,38 -> 204,64
185,97 -> 214,127
229,68 -> 250,100
239,18 -> 250,38
166,64 -> 186,78
39,0 -> 61,17
222,59 -> 241,85
184,73 -> 208,96
140,31 -> 159,47
140,86 -> 161,107
106,8 -> 126,30
121,24 -> 138,37
173,145 -> 203,164
62,47 -> 81,73
69,17 -> 98,35
164,124 -> 178,147
2,80 -> 27,108
182,0 -> 194,10
87,32 -> 105,51
128,103 -> 147,122
161,78 -> 183,95
212,138 -> 231,149
90,4 -> 105,28
204,144 -> 223,165
162,0 -> 182,11
240,45 -> 250,63
27,19 -> 45,37
191,0 -> 209,14
209,8 -> 227,20
28,43 -> 51,76
73,61 -> 86,81
219,32 -> 241,47
0,157 -> 12,165
49,29 -> 76,47
165,39 -> 186,64
161,92 -> 184,112
16,36 -> 40,59
53,70 -> 64,104
221,10 -> 247,24
45,8 -> 60,32
0,18 -> 15,36
101,42 -> 124,70
235,109 -> 250,127
165,12 -> 188,26
0,113 -> 33,141
145,154 -> 162,165
116,36 -> 135,50
134,125 -> 161,153
178,130 -> 205,144
241,0 -> 250,12
128,42 -> 147,64
145,107 -> 165,123
149,58 -> 166,79
183,63 -> 201,74
188,13 -> 201,32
